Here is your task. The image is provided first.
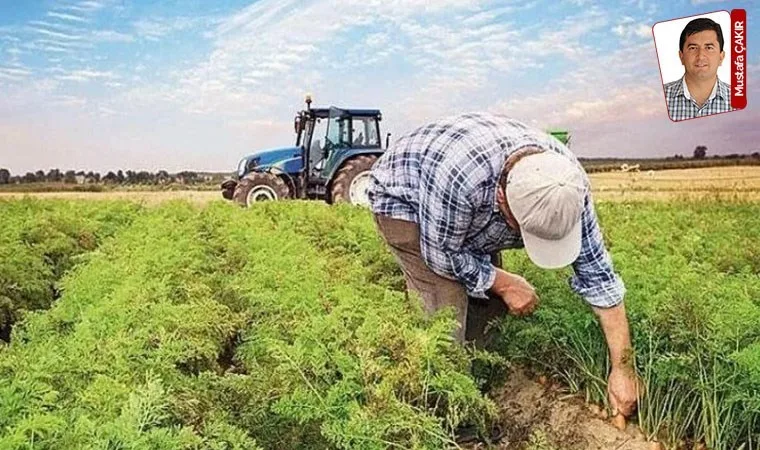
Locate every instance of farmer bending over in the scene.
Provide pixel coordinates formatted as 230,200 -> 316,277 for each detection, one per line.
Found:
367,112 -> 637,417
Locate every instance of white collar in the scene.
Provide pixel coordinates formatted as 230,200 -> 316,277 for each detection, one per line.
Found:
682,76 -> 718,103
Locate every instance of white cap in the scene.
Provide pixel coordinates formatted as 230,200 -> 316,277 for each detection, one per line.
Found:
505,151 -> 586,269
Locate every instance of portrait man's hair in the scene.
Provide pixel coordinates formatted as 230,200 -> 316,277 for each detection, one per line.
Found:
679,18 -> 724,53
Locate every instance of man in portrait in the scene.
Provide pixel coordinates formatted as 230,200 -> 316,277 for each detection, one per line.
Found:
663,17 -> 732,121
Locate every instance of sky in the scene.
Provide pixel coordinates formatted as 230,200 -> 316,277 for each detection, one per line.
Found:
0,0 -> 758,174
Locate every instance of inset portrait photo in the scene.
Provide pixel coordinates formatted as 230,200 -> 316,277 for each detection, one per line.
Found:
653,12 -> 733,122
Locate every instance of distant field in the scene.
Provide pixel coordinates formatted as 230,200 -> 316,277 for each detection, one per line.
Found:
581,155 -> 760,172
590,166 -> 760,201
0,189 -> 221,204
1,166 -> 759,203
0,182 -> 218,193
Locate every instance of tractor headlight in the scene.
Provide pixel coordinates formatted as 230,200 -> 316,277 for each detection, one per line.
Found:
238,157 -> 261,177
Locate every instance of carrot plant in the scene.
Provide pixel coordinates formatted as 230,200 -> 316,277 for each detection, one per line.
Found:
2,197 -> 758,449
0,198 -> 141,341
493,199 -> 760,449
0,200 -> 494,449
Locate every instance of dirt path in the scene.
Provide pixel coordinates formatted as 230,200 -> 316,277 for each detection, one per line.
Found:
468,369 -> 653,450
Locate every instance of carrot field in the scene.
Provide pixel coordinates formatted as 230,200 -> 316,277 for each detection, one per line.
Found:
1,196 -> 759,449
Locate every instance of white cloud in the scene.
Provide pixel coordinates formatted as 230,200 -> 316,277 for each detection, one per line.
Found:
0,66 -> 32,81
51,94 -> 88,106
8,0 -> 756,172
625,0 -> 658,14
133,17 -> 207,40
489,41 -> 660,126
0,34 -> 21,43
55,69 -> 118,82
29,27 -> 83,41
28,20 -> 82,32
39,46 -> 73,54
32,38 -> 89,49
59,0 -> 108,13
97,105 -> 118,116
612,20 -> 652,40
460,4 -> 522,27
634,24 -> 651,38
135,0 -> 619,138
520,8 -> 609,59
47,11 -> 89,23
365,32 -> 390,48
690,0 -> 726,4
92,30 -> 134,42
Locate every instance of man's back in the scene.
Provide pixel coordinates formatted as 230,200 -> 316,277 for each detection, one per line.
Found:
368,112 -> 580,224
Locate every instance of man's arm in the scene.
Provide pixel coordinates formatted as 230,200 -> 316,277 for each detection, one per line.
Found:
593,302 -> 637,418
571,191 -> 637,417
593,303 -> 632,371
570,192 -> 626,308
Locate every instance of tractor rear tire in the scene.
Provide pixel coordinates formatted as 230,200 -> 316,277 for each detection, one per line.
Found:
330,155 -> 378,207
232,172 -> 291,207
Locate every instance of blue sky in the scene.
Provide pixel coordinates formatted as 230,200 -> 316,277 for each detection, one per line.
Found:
0,0 -> 758,173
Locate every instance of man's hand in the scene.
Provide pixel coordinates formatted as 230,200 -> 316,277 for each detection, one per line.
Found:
490,269 -> 538,316
608,366 -> 638,417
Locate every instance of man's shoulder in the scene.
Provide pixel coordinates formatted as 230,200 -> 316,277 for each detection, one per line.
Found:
663,78 -> 683,96
717,78 -> 732,99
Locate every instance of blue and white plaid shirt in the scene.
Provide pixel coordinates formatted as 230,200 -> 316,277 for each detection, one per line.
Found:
664,76 -> 732,121
368,112 -> 625,308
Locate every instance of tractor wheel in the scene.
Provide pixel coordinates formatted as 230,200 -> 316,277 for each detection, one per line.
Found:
232,172 -> 291,207
330,155 -> 378,207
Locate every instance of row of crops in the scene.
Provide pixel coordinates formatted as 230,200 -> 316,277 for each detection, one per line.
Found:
1,198 -> 759,449
0,200 -> 141,341
0,200 -> 492,449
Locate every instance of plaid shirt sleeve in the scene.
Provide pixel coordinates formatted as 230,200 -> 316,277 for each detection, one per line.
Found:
417,161 -> 496,299
570,191 -> 626,308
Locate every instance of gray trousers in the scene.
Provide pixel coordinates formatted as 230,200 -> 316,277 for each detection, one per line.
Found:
374,213 -> 508,345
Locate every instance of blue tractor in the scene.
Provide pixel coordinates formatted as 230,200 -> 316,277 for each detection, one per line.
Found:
221,96 -> 388,207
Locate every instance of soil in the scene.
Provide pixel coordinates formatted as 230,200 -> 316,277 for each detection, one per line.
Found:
465,368 -> 653,450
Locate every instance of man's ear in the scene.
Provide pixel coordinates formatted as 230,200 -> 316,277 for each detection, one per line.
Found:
719,50 -> 725,65
679,50 -> 684,66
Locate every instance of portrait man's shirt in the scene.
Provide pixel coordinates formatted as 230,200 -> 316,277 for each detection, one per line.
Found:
664,76 -> 732,121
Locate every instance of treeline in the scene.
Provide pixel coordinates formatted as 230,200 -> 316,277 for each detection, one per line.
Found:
0,168 -> 228,186
2,153 -> 759,185
579,152 -> 760,173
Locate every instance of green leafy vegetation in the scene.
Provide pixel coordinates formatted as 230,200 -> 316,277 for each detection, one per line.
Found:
0,198 -> 758,449
0,199 -> 141,341
0,201 -> 493,449
492,200 -> 760,450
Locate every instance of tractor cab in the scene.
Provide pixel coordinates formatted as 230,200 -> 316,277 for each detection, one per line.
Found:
294,101 -> 385,200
